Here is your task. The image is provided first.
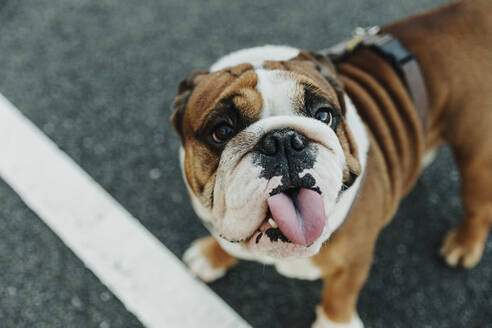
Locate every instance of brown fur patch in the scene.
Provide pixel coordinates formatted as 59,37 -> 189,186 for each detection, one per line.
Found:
174,65 -> 264,198
198,236 -> 238,269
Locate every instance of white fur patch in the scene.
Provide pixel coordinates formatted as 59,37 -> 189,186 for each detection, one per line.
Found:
275,257 -> 322,280
210,45 -> 300,72
255,69 -> 300,118
183,241 -> 226,282
312,306 -> 363,328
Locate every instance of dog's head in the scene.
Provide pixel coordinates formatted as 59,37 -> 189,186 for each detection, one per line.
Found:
171,46 -> 364,261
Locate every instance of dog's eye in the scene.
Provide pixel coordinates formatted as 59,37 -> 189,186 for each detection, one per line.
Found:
212,123 -> 234,143
314,107 -> 333,126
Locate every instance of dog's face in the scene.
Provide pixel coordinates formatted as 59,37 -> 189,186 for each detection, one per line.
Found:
171,47 -> 361,261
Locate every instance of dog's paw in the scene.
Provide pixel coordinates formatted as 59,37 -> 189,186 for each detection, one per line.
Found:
183,239 -> 227,282
440,227 -> 485,268
275,258 -> 321,280
312,306 -> 363,328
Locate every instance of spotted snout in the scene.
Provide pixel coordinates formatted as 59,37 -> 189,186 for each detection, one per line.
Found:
253,128 -> 319,195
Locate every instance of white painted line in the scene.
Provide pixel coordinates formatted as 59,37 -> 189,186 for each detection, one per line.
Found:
0,93 -> 250,328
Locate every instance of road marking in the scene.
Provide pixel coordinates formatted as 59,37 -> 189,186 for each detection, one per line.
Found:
0,93 -> 250,328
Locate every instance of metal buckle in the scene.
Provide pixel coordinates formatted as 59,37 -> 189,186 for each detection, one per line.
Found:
346,26 -> 382,52
352,26 -> 380,38
319,25 -> 382,61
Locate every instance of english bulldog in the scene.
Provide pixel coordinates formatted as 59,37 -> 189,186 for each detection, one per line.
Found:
170,1 -> 492,326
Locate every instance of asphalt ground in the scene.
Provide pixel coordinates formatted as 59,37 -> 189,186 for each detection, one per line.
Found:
1,0 -> 491,327
0,179 -> 144,328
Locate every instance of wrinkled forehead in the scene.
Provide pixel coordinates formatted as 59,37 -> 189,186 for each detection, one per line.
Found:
183,60 -> 340,137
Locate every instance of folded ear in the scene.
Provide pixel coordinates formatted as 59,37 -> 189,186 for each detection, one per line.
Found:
170,70 -> 208,141
291,51 -> 346,114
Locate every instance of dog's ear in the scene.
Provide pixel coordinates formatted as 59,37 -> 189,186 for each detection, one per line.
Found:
171,70 -> 208,141
291,51 -> 346,114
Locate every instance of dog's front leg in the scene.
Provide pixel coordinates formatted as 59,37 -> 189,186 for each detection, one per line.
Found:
312,253 -> 372,328
183,236 -> 238,282
309,224 -> 378,328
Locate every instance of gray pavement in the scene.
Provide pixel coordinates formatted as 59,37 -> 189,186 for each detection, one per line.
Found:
0,180 -> 143,328
1,0 -> 492,327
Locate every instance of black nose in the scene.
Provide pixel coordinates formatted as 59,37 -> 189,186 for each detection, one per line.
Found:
254,128 -> 316,185
259,128 -> 307,156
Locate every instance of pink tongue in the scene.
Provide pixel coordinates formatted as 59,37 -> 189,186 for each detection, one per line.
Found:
267,188 -> 325,245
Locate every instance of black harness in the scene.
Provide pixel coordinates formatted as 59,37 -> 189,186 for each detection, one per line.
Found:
319,26 -> 429,130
